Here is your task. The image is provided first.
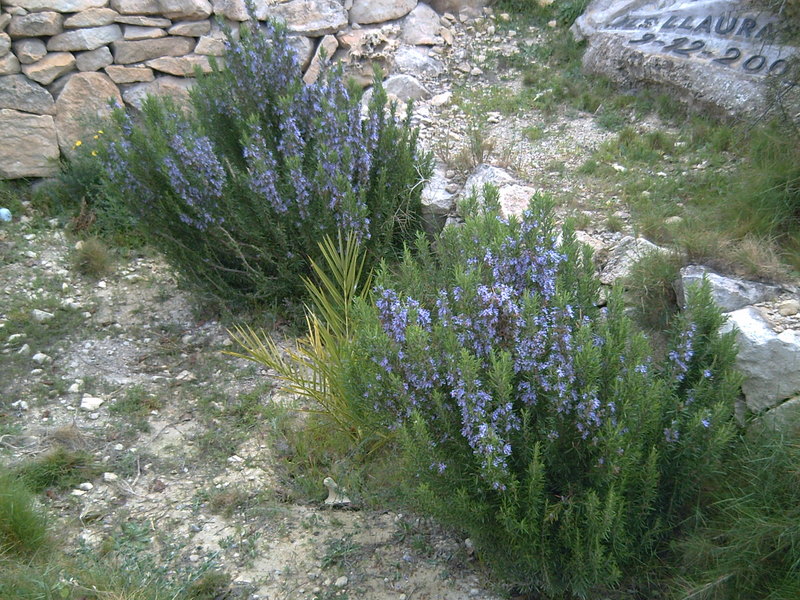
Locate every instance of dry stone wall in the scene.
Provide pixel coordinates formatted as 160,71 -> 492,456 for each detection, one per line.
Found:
0,0 -> 484,178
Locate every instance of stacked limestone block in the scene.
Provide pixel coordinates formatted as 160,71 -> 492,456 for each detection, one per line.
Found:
0,0 -> 484,178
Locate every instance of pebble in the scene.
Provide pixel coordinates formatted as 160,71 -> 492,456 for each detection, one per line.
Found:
78,482 -> 94,491
80,396 -> 104,411
334,576 -> 348,588
103,472 -> 118,482
71,489 -> 87,496
98,281 -> 107,289
778,299 -> 800,316
31,309 -> 54,322
11,400 -> 29,410
8,333 -> 25,343
32,352 -> 51,364
30,368 -> 43,375
68,381 -> 83,393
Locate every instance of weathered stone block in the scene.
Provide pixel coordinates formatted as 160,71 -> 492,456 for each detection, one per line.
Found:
159,0 -> 212,20
0,53 -> 21,75
168,20 -> 211,36
0,109 -> 59,178
13,38 -> 48,64
112,36 -> 196,64
194,33 -> 226,55
64,8 -> 120,28
258,0 -> 348,36
401,2 -> 441,45
105,64 -> 154,82
0,74 -> 55,114
76,45 -> 114,71
47,25 -> 123,52
122,74 -> 193,109
212,0 -> 247,21
0,33 -> 9,57
8,12 -> 64,38
54,72 -> 122,153
22,52 -> 77,85
122,25 -> 167,40
145,54 -> 214,76
115,15 -> 172,26
4,0 -> 107,11
110,0 -> 161,15
350,0 -> 417,24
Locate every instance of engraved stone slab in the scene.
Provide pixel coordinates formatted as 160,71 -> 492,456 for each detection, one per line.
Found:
574,0 -> 799,117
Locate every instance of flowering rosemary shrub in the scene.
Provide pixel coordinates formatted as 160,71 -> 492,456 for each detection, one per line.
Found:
346,189 -> 741,596
101,19 -> 431,308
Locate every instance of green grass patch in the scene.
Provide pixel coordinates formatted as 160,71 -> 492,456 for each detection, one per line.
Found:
13,447 -> 99,493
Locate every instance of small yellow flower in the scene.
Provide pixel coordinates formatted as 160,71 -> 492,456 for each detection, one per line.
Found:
91,150 -> 98,157
93,135 -> 99,140
97,130 -> 104,134
73,140 -> 82,148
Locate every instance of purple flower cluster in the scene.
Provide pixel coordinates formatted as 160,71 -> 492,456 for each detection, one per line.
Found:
669,322 -> 697,382
218,21 -> 384,239
366,219 -> 619,488
163,130 -> 226,230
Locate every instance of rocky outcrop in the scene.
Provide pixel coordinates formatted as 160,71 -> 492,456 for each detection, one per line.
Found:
0,0 -> 462,178
678,265 -> 782,312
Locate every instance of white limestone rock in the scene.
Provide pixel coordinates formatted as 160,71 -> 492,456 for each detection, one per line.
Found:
678,265 -> 782,312
720,307 -> 800,412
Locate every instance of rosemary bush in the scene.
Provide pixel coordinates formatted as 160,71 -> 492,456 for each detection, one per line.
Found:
346,189 -> 741,596
101,19 -> 430,309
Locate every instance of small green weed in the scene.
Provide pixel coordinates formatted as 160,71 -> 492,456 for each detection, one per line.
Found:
320,534 -> 359,570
